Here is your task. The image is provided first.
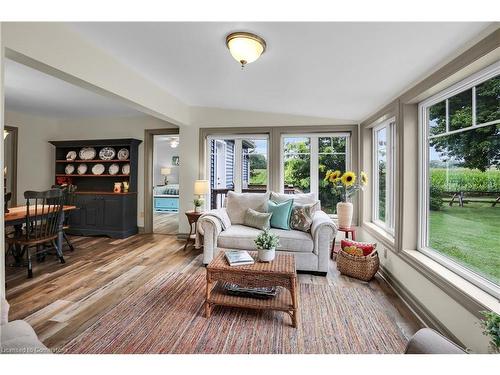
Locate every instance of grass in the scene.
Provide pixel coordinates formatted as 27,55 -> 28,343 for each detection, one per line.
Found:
249,169 -> 267,185
429,202 -> 500,284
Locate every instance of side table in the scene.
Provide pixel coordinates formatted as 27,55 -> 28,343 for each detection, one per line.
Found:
331,226 -> 357,259
183,210 -> 203,251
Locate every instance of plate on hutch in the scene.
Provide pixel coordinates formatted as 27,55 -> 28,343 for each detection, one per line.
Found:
108,163 -> 120,175
122,164 -> 130,175
117,148 -> 129,161
77,164 -> 88,175
66,151 -> 77,161
92,164 -> 105,175
99,147 -> 116,160
79,147 -> 97,160
65,164 -> 75,175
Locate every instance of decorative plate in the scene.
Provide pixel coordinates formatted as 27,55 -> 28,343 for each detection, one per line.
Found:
79,147 -> 97,160
122,163 -> 130,175
117,148 -> 129,161
99,147 -> 116,160
66,151 -> 77,161
92,164 -> 105,175
77,164 -> 88,175
108,163 -> 120,175
65,164 -> 75,175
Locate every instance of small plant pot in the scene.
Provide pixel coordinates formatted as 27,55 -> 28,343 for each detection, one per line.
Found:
194,206 -> 202,213
258,248 -> 276,262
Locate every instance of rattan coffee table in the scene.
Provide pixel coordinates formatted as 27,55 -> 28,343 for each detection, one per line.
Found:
205,250 -> 299,327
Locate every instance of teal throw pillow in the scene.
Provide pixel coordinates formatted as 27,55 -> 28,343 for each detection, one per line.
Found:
267,199 -> 294,230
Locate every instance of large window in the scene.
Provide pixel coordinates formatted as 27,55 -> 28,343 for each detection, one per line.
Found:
207,135 -> 269,208
419,64 -> 500,296
372,119 -> 396,234
281,133 -> 350,214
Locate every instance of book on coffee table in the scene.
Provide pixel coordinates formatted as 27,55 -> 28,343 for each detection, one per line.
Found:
224,250 -> 255,266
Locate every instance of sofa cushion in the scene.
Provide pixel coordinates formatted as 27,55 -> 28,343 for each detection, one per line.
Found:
290,203 -> 314,232
243,208 -> 272,230
268,199 -> 293,230
270,192 -> 320,212
218,225 -> 313,253
225,191 -> 270,225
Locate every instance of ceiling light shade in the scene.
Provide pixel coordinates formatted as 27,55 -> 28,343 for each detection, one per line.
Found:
226,32 -> 266,68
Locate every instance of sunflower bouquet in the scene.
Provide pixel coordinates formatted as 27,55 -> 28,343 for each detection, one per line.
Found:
324,170 -> 368,202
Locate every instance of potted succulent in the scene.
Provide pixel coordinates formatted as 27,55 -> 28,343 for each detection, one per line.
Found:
193,198 -> 204,213
254,230 -> 280,262
324,170 -> 368,228
480,311 -> 500,353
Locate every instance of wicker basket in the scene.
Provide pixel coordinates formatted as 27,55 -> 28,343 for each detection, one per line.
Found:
336,249 -> 379,281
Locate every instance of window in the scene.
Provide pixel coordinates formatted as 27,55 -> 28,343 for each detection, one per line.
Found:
419,64 -> 500,296
281,133 -> 350,214
372,119 -> 396,234
207,135 -> 269,208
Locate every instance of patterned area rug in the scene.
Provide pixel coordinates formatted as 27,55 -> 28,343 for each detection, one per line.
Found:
62,272 -> 407,354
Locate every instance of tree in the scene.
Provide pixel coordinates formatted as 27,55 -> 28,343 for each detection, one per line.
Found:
429,76 -> 499,172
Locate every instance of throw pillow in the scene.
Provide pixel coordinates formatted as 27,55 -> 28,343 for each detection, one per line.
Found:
270,192 -> 321,212
225,191 -> 270,225
267,199 -> 294,230
290,203 -> 314,232
341,239 -> 376,256
243,208 -> 272,230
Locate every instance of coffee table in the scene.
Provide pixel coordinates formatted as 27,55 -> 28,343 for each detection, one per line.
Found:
205,250 -> 299,327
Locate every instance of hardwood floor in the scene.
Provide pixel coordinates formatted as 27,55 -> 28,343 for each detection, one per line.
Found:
4,234 -> 422,352
153,212 -> 178,234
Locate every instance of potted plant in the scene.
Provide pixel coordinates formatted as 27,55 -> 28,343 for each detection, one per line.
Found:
254,230 -> 280,262
324,170 -> 368,228
480,311 -> 500,353
193,198 -> 204,213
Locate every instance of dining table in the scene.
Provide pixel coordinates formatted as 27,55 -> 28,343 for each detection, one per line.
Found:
4,205 -> 77,264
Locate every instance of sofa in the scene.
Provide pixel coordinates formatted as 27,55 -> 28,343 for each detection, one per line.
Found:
198,191 -> 337,274
1,298 -> 50,354
405,328 -> 466,354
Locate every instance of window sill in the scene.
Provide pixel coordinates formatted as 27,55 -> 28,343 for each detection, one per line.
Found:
361,222 -> 395,248
402,249 -> 500,315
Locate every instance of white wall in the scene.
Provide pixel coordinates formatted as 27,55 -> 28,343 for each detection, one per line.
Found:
153,136 -> 180,186
1,22 -> 5,299
5,110 -> 59,204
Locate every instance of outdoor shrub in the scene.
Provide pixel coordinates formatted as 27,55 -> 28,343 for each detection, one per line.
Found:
429,185 -> 444,211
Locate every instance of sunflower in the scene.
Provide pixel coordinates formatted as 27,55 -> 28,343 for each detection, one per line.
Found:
328,170 -> 342,183
324,170 -> 332,181
360,171 -> 368,185
341,171 -> 356,187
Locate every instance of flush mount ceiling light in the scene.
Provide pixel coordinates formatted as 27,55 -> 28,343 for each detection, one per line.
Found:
226,32 -> 266,69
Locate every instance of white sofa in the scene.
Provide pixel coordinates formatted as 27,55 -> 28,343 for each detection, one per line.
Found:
199,191 -> 337,274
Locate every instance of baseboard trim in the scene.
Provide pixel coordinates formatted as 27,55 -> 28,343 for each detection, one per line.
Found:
378,265 -> 467,351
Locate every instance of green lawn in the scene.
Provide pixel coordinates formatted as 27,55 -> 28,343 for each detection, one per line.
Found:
429,202 -> 500,284
249,169 -> 267,185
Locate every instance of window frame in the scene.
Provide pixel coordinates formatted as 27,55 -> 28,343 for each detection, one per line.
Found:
279,132 -> 351,211
372,118 -> 396,235
418,61 -> 500,298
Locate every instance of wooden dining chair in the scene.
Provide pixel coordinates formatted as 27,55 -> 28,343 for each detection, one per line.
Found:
5,189 -> 66,278
52,184 -> 77,251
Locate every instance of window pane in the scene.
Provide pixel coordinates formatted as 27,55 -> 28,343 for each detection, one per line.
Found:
448,89 -> 473,131
242,139 -> 268,191
376,128 -> 387,222
428,125 -> 500,285
209,139 -> 235,208
476,75 -> 500,125
429,100 -> 446,136
318,136 -> 348,214
284,137 -> 310,193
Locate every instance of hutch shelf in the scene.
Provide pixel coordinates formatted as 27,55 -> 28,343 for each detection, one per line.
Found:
49,138 -> 142,239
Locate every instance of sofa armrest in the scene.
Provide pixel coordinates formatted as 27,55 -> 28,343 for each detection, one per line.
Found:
199,208 -> 230,264
405,328 -> 466,354
311,210 -> 337,271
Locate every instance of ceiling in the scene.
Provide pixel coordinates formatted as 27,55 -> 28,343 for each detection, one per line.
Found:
68,22 -> 492,122
4,58 -> 141,118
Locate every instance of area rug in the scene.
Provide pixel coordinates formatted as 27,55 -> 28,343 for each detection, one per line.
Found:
61,271 -> 407,354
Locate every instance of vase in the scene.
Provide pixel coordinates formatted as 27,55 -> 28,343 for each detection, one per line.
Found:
258,247 -> 276,262
337,202 -> 353,228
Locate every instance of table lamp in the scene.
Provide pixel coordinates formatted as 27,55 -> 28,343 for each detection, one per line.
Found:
194,179 -> 210,212
161,167 -> 171,185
